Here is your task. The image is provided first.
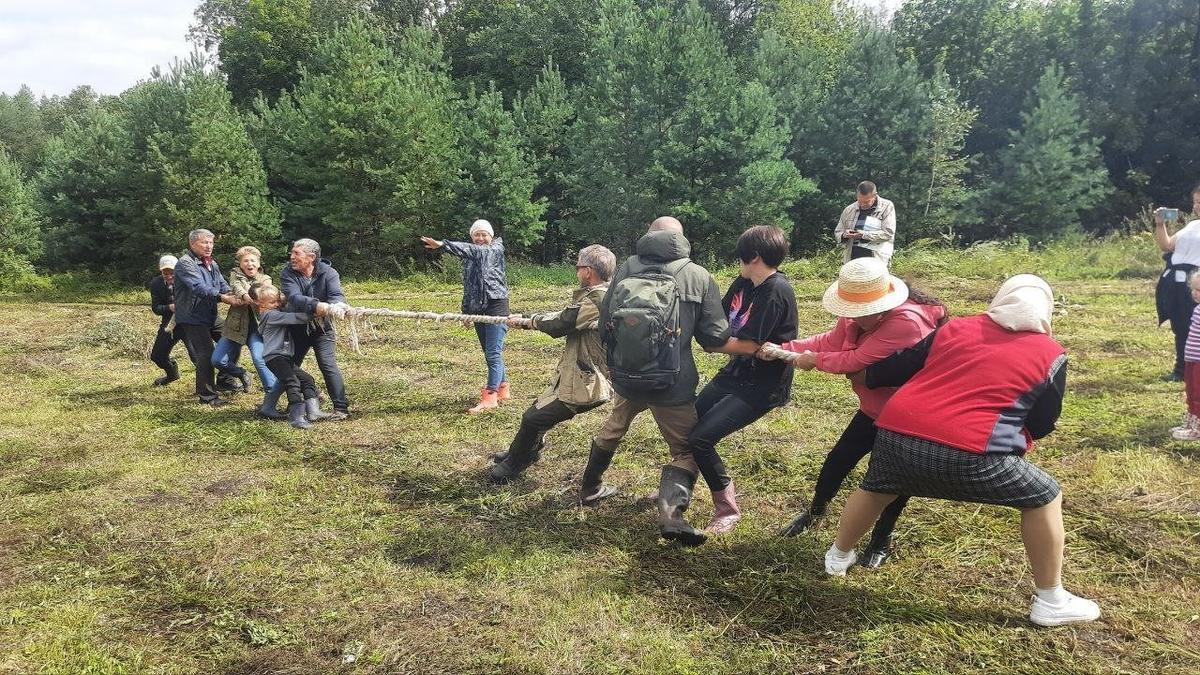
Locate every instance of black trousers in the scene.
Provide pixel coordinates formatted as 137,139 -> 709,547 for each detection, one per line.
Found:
689,384 -> 773,492
506,399 -> 604,460
149,325 -> 183,373
812,410 -> 908,543
292,325 -> 348,412
179,323 -> 220,403
266,355 -> 318,405
850,245 -> 876,260
1170,313 -> 1192,376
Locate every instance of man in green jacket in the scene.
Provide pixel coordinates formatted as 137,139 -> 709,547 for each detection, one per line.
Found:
489,245 -> 618,485
586,217 -> 759,545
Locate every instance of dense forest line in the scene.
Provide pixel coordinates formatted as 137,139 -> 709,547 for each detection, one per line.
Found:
2,0 -> 1198,280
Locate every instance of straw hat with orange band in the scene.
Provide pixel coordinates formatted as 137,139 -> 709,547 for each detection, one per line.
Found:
821,258 -> 909,318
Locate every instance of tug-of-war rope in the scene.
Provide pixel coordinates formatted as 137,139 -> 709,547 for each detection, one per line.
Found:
323,301 -> 799,361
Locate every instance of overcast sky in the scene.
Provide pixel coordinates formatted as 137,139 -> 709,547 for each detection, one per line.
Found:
0,0 -> 199,97
1,0 -> 902,98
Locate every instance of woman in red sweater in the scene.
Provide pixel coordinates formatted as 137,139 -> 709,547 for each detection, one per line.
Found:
824,275 -> 1101,627
760,258 -> 945,567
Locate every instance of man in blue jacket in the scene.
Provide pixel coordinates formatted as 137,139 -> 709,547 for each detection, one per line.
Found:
173,229 -> 244,407
279,238 -> 349,419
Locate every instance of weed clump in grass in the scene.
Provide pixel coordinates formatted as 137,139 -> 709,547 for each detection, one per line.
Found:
81,317 -> 149,358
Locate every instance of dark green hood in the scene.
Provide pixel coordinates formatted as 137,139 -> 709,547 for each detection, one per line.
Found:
634,230 -> 691,263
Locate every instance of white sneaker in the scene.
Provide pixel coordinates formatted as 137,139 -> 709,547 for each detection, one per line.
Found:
824,545 -> 857,576
1171,427 -> 1200,441
1029,592 -> 1101,627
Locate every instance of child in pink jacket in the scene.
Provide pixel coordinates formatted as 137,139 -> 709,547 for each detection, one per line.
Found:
761,258 -> 946,568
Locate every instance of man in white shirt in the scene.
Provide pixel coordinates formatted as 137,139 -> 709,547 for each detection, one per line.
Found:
833,181 -> 896,266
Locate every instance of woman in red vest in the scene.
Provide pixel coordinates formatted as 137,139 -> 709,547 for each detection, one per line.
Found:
824,275 -> 1101,627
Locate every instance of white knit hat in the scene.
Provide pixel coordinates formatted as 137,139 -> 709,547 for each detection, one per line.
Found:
158,254 -> 178,271
469,219 -> 494,237
821,258 -> 909,318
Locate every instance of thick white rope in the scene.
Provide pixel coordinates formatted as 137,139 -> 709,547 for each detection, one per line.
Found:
326,303 -> 535,354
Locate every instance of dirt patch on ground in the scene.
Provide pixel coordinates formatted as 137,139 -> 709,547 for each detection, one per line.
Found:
203,476 -> 260,498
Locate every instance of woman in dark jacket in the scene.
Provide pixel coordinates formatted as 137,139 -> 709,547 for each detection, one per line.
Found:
823,275 -> 1101,628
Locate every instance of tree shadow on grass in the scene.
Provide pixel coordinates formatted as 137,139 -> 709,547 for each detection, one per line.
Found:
380,467 -> 1017,635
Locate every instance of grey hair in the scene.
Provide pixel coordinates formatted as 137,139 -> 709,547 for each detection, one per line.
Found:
577,244 -> 617,282
188,228 -> 214,243
292,238 -> 321,259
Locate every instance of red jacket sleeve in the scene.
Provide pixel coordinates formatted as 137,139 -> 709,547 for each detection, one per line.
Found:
814,314 -> 928,374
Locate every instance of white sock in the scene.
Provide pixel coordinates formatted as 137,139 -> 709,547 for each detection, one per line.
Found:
827,544 -> 854,560
1035,584 -> 1068,604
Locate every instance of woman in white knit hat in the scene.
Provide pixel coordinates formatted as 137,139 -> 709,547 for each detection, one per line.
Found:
420,219 -> 511,413
824,274 -> 1101,627
760,257 -> 946,567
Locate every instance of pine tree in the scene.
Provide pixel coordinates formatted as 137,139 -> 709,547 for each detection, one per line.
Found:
457,85 -> 547,250
568,0 -> 806,255
253,20 -> 462,272
787,27 -> 934,252
916,68 -> 978,241
513,62 -> 576,260
983,63 -> 1110,240
0,146 -> 42,263
38,56 -> 280,277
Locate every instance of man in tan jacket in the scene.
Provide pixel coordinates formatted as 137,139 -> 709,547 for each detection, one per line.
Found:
488,245 -> 618,487
834,181 -> 897,265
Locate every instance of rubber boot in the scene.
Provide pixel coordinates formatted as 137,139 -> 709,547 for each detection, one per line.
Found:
779,506 -> 825,537
305,397 -> 333,422
706,479 -> 742,534
238,371 -> 253,393
489,441 -> 543,483
655,465 -> 707,546
287,402 -> 312,429
468,388 -> 499,414
497,381 -> 512,402
153,360 -> 179,387
258,387 -> 286,420
579,443 -> 618,505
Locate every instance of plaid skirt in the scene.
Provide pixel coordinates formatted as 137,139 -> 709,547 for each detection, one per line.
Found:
861,429 -> 1061,508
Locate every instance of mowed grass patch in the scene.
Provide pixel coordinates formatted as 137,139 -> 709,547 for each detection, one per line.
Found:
0,269 -> 1198,673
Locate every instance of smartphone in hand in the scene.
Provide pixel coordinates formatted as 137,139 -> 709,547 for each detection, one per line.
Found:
1162,208 -> 1180,222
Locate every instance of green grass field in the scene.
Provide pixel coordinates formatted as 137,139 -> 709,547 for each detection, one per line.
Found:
2,236 -> 1198,673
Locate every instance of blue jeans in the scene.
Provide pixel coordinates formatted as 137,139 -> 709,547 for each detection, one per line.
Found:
213,333 -> 278,392
475,322 -> 507,391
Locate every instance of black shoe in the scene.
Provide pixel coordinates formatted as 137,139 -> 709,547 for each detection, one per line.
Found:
1163,371 -> 1184,382
859,533 -> 897,569
487,443 -> 542,483
153,361 -> 179,386
779,508 -> 825,537
214,382 -> 239,393
207,399 -> 230,408
490,451 -> 509,464
238,372 -> 253,393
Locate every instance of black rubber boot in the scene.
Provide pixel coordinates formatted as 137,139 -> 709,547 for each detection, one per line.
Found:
153,360 -> 179,387
779,506 -> 825,537
488,441 -> 543,483
655,465 -> 706,547
257,387 -> 286,420
287,402 -> 312,429
579,442 -> 617,505
859,531 -> 897,569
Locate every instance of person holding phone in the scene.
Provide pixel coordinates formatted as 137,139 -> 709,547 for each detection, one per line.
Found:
1154,183 -> 1200,381
834,181 -> 896,266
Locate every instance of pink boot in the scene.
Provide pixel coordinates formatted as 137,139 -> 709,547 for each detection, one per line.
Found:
706,480 -> 742,534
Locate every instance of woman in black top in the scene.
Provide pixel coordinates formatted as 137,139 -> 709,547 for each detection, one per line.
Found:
690,225 -> 798,535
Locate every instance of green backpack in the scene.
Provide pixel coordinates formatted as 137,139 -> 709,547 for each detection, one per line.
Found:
603,258 -> 691,392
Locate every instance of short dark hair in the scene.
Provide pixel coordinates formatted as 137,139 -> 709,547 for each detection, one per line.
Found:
735,225 -> 788,268
857,181 -> 877,195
